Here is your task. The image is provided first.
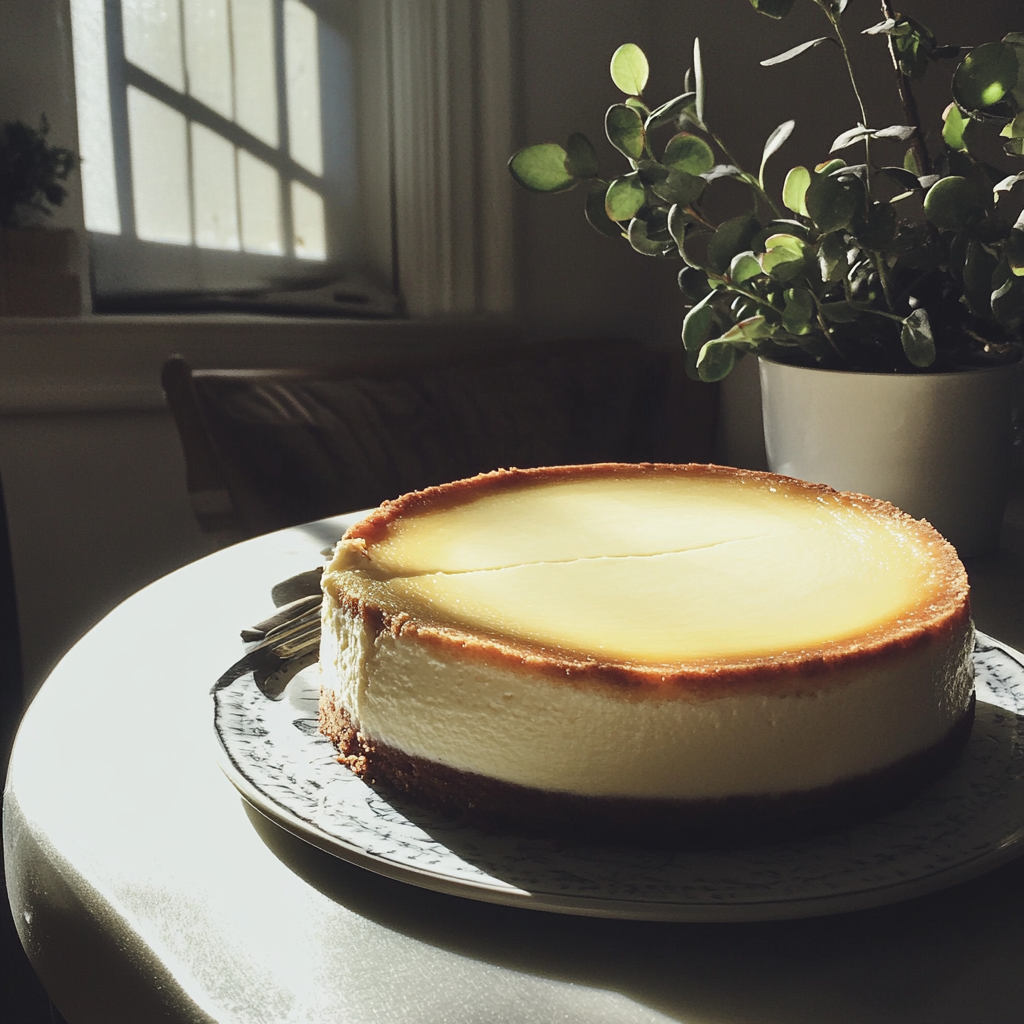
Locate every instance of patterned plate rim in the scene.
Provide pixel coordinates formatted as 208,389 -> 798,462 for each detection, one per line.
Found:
213,631 -> 1024,922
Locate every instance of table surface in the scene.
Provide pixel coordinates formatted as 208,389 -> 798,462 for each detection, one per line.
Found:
5,495 -> 1024,1024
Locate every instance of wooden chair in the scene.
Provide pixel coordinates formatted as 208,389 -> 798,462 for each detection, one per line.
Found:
161,339 -> 718,542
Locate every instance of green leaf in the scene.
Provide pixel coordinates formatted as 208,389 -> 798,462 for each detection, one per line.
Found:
953,42 -> 1019,110
862,18 -> 900,37
904,147 -> 923,176
815,158 -> 846,177
1000,112 -> 1024,140
663,133 -> 715,175
923,175 -> 982,230
628,216 -> 672,256
831,125 -> 872,152
729,251 -> 762,284
782,166 -> 811,216
693,38 -> 706,126
878,165 -> 921,191
759,120 -> 795,187
901,308 -> 935,367
852,201 -> 897,250
817,231 -> 848,283
991,262 -> 1024,325
871,125 -> 917,142
748,0 -> 796,18
636,160 -> 670,186
896,33 -> 929,80
820,300 -> 861,323
941,105 -> 968,152
604,174 -> 646,221
678,266 -> 711,302
696,339 -> 737,382
806,169 -> 862,233
721,314 -> 772,341
782,288 -> 814,334
682,291 -> 716,352
667,204 -> 689,248
760,233 -> 810,281
585,186 -> 622,237
707,214 -> 760,274
829,124 -> 914,153
564,133 -> 598,180
963,240 -> 998,315
508,144 -> 576,193
645,92 -> 696,131
651,170 -> 706,205
1006,228 -> 1024,276
605,105 -> 646,161
610,43 -> 650,96
760,38 -> 832,67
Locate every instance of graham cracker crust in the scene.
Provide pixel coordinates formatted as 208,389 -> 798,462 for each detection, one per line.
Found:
318,689 -> 976,847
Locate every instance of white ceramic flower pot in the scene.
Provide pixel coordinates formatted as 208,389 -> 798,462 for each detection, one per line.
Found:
758,357 -> 1021,556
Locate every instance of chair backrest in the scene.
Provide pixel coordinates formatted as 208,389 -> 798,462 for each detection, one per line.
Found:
162,339 -> 718,541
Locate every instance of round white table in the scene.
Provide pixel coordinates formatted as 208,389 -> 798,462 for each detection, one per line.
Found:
5,507 -> 1024,1024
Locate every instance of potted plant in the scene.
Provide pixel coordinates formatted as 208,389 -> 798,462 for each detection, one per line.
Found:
508,0 -> 1024,555
0,116 -> 82,316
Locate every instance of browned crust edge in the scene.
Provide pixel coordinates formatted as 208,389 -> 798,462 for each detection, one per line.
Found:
325,463 -> 972,695
319,690 -> 976,847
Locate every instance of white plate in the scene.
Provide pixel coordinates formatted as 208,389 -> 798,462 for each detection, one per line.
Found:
213,633 -> 1024,922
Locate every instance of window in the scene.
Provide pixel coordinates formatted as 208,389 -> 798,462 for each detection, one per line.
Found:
70,0 -> 385,309
69,0 -> 513,316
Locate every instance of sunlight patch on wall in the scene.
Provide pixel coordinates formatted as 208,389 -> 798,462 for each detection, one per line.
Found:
192,123 -> 241,250
68,0 -> 121,234
291,180 -> 325,259
238,150 -> 283,255
127,87 -> 191,244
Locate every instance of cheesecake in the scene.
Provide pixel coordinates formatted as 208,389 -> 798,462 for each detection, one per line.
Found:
318,463 -> 974,844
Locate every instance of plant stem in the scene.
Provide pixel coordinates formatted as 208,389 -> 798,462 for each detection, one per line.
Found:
870,251 -> 896,312
813,0 -> 873,182
878,0 -> 932,175
707,128 -> 783,218
727,282 -> 785,316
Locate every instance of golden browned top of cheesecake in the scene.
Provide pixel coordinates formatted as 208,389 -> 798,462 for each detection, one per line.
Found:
323,463 -> 971,695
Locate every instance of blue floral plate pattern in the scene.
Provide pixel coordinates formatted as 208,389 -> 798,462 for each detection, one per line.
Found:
213,632 -> 1024,922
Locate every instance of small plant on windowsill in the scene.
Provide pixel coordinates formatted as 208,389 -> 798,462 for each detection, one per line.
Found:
508,0 -> 1024,382
0,117 -> 82,317
0,116 -> 79,229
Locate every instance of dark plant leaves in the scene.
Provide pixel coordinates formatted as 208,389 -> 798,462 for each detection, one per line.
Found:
901,308 -> 936,366
707,214 -> 760,274
761,38 -> 832,67
585,186 -> 623,237
508,144 -> 576,193
605,104 -> 646,160
748,0 -> 796,19
565,133 -> 599,179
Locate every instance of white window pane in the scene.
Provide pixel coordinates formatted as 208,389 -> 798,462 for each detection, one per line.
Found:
122,0 -> 185,92
127,87 -> 192,244
183,0 -> 233,119
232,0 -> 278,147
284,0 -> 323,175
238,150 -> 282,254
291,180 -> 325,259
69,0 -> 121,234
191,124 -> 240,250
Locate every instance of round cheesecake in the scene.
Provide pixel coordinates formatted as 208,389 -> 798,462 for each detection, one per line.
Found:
318,463 -> 974,844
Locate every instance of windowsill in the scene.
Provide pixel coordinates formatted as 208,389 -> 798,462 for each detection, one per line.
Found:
0,312 -> 521,415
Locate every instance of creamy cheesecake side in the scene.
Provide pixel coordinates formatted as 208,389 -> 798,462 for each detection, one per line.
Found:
318,463 -> 974,844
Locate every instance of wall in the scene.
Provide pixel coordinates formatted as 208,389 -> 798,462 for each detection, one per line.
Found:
0,0 -> 1021,695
